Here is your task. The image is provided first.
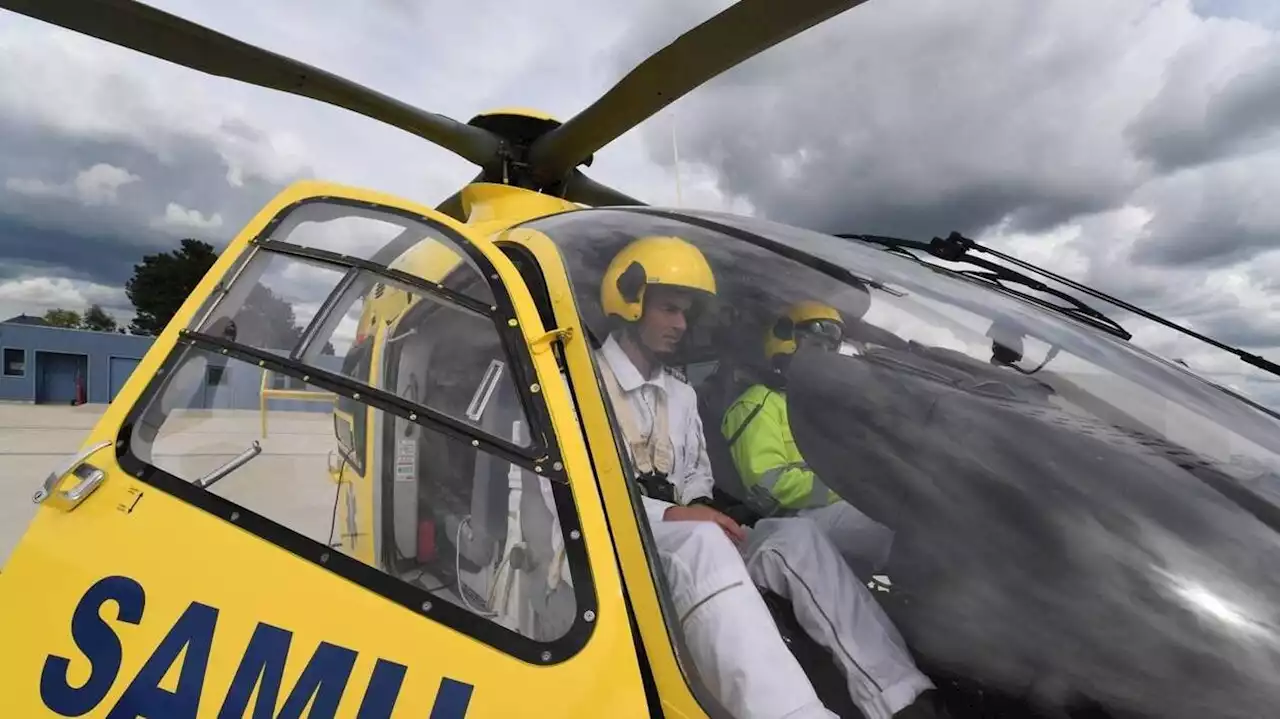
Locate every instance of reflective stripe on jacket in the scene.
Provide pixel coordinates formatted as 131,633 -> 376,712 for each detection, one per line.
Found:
720,383 -> 837,512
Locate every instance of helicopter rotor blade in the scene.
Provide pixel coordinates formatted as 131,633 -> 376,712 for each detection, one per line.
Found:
527,0 -> 873,180
0,0 -> 503,167
559,169 -> 645,208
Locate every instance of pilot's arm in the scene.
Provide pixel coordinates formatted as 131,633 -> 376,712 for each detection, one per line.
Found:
640,495 -> 676,526
722,392 -> 836,511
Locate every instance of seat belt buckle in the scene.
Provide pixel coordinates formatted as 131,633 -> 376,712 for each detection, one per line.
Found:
636,472 -> 676,504
746,484 -> 783,518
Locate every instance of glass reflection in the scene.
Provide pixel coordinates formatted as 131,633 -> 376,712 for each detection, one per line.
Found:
520,207 -> 1280,719
1161,572 -> 1267,638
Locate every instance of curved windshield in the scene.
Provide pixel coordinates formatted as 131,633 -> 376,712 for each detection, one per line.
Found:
521,207 -> 1280,719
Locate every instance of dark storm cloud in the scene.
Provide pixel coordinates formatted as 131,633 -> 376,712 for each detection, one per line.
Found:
0,116 -> 308,286
0,0 -> 660,327
1128,150 -> 1280,268
1198,312 -> 1280,349
1128,41 -> 1280,174
1071,234 -> 1280,358
602,0 -> 1280,407
0,217 -> 139,287
620,0 -> 1155,240
1133,202 -> 1277,269
1257,262 -> 1280,293
2,0 -> 1277,399
615,0 -> 1280,282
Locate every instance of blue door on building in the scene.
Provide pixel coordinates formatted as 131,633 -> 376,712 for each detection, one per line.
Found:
109,357 -> 141,402
35,351 -> 88,404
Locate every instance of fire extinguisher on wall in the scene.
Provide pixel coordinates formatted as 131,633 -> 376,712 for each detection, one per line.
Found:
74,372 -> 86,406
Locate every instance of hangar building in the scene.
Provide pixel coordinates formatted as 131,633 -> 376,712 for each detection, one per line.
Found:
1,315 -> 337,413
0,315 -> 151,405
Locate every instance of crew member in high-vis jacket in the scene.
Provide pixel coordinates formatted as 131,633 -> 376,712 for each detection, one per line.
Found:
594,237 -> 943,719
721,300 -> 896,579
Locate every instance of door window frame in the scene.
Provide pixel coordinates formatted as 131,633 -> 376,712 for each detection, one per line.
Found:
495,225 -> 730,718
333,334 -> 373,476
114,194 -> 599,666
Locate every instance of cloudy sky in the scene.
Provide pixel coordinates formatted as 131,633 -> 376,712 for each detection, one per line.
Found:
1,0 -> 1279,408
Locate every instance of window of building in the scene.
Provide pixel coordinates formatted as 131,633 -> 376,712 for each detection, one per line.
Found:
3,348 -> 25,377
206,365 -> 226,386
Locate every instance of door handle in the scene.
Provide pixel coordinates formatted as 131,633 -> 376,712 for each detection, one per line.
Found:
33,439 -> 113,511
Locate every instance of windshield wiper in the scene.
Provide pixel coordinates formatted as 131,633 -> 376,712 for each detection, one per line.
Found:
840,232 -> 1132,340
840,231 -> 1280,380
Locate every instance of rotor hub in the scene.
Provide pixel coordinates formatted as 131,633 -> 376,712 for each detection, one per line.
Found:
467,109 -> 592,189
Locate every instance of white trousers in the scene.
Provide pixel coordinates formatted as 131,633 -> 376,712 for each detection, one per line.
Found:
797,501 -> 896,581
746,516 -> 933,719
652,517 -> 931,719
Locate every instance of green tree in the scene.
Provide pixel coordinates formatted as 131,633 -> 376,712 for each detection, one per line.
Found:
81,304 -> 119,333
216,284 -> 336,355
242,284 -> 304,350
43,308 -> 82,328
124,238 -> 338,355
125,239 -> 218,336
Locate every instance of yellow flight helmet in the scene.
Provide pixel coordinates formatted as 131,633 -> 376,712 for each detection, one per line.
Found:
765,300 -> 845,362
600,235 -> 717,321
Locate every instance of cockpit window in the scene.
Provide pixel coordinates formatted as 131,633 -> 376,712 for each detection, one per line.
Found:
120,200 -> 592,664
519,207 -> 1280,719
189,208 -> 533,447
259,198 -> 495,305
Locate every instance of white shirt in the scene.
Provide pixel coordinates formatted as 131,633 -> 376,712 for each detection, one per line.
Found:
596,333 -> 715,526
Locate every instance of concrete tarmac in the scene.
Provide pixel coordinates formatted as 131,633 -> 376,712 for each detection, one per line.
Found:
1,403 -> 334,567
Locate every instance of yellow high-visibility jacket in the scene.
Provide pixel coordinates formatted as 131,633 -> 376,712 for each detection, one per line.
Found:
720,384 -> 839,514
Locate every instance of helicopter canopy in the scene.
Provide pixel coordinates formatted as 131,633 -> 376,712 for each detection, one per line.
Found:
519,207 -> 1280,719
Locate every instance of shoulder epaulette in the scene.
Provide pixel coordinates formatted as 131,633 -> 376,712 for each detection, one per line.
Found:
665,366 -> 689,384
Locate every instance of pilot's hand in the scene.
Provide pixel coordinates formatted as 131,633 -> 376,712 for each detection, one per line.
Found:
663,505 -> 748,545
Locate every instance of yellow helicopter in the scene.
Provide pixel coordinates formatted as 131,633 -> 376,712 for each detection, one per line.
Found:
7,1 -> 1280,718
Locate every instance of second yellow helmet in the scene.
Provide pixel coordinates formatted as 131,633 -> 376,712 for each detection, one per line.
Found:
601,235 -> 717,321
764,300 -> 845,362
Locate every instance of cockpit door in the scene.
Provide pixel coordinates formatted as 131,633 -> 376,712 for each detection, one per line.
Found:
0,181 -> 652,718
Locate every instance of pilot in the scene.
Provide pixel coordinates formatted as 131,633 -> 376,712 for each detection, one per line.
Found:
594,236 -> 943,719
721,300 -> 896,579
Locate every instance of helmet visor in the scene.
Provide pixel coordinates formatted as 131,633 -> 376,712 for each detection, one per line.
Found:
794,318 -> 844,352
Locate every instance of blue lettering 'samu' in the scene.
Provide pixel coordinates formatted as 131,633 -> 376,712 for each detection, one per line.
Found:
41,575 -> 147,717
107,602 -> 219,719
430,677 -> 475,719
355,659 -> 408,719
218,622 -> 357,719
40,575 -> 477,719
